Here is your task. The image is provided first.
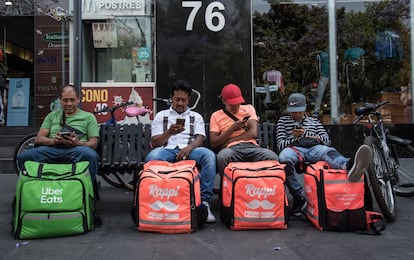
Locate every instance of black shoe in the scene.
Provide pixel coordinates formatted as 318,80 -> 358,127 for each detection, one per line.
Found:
291,196 -> 307,216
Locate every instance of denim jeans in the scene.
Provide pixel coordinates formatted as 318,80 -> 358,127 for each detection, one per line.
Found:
216,142 -> 279,176
278,144 -> 348,197
145,147 -> 216,202
17,146 -> 100,180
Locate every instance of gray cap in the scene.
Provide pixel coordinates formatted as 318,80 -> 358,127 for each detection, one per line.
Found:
287,93 -> 307,112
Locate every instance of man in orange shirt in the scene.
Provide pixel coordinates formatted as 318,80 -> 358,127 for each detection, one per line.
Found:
209,83 -> 278,176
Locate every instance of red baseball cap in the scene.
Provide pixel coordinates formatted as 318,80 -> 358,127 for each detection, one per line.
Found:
221,84 -> 245,105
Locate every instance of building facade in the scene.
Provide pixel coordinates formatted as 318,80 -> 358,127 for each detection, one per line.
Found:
0,0 -> 412,127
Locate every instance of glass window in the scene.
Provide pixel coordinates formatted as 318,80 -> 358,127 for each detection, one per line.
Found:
83,17 -> 153,83
252,0 -> 412,124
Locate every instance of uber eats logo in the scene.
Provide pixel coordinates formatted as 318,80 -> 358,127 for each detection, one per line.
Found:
40,187 -> 64,204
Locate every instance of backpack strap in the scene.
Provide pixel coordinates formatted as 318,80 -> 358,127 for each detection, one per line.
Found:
163,116 -> 168,132
188,115 -> 195,144
290,146 -> 305,172
222,108 -> 239,121
355,211 -> 385,235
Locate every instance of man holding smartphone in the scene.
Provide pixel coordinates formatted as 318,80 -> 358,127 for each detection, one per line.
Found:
145,80 -> 217,223
16,85 -> 100,180
276,93 -> 373,216
209,83 -> 279,176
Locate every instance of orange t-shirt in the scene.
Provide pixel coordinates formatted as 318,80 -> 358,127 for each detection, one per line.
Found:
209,104 -> 258,148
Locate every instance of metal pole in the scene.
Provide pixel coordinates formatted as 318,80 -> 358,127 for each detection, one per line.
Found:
328,0 -> 339,124
61,20 -> 65,87
74,0 -> 82,103
411,0 -> 414,122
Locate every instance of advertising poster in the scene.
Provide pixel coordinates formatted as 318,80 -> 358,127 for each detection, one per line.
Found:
7,78 -> 30,126
81,82 -> 155,125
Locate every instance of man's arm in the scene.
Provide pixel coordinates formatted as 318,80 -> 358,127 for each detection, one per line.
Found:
210,119 -> 257,150
176,134 -> 204,160
151,123 -> 184,147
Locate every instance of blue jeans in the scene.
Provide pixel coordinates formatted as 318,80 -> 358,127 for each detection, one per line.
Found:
145,147 -> 216,202
278,144 -> 348,197
17,146 -> 100,180
216,142 -> 279,176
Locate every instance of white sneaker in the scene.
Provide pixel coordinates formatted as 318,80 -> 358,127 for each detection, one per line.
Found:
347,144 -> 373,182
202,201 -> 216,223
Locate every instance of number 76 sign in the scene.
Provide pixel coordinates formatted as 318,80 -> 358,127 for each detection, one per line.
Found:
182,1 -> 226,32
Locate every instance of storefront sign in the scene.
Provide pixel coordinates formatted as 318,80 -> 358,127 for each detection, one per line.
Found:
83,0 -> 146,18
81,82 -> 155,124
7,78 -> 30,126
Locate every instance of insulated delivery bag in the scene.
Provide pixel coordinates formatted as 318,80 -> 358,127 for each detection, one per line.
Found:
13,161 -> 95,239
221,161 -> 288,230
132,160 -> 207,233
304,161 -> 384,233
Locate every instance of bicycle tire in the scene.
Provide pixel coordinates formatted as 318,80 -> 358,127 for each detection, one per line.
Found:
99,171 -> 136,191
364,136 -> 397,222
388,143 -> 414,197
13,133 -> 37,174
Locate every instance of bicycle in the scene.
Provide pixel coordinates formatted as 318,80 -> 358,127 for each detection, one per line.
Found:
353,100 -> 414,222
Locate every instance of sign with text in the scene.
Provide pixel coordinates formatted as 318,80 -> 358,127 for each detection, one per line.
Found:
81,82 -> 155,124
7,78 -> 30,126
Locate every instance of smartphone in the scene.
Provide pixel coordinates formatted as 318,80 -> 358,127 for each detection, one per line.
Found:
176,118 -> 185,126
59,131 -> 72,137
242,115 -> 251,122
294,124 -> 302,129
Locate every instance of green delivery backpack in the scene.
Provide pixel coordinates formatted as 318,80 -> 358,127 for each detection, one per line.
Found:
13,161 -> 95,239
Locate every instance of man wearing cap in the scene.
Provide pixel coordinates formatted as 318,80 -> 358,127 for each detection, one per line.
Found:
276,93 -> 373,215
209,83 -> 278,176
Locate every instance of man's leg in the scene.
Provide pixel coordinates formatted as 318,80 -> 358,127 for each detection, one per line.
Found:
144,147 -> 177,162
67,146 -> 100,180
189,147 -> 217,223
279,147 -> 307,215
17,146 -> 61,171
216,146 -> 242,176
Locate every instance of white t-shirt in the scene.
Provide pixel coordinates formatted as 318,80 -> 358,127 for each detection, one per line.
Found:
151,107 -> 206,149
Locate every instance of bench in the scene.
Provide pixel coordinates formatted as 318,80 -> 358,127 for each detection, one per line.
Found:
97,122 -> 277,190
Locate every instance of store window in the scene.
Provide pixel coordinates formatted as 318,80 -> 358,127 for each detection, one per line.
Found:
83,17 -> 153,83
252,0 -> 413,124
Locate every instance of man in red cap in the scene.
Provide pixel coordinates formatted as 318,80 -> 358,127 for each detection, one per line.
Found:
209,83 -> 278,176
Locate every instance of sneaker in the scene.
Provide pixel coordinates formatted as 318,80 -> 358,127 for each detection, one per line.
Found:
291,195 -> 307,216
347,144 -> 373,182
202,201 -> 216,223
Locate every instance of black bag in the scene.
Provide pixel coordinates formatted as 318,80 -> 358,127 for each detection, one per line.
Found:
60,124 -> 84,139
291,137 -> 321,148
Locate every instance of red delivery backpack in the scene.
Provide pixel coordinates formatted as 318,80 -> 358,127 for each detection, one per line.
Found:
132,160 -> 207,233
221,160 -> 288,230
304,161 -> 385,233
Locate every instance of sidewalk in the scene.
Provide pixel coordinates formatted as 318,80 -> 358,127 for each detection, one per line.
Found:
1,162 -> 414,260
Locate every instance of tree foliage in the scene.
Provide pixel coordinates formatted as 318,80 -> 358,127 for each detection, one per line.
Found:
253,0 -> 410,117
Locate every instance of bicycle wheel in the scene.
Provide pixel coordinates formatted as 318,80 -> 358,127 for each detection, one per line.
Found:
99,170 -> 137,191
389,143 -> 414,197
13,133 -> 37,174
364,136 -> 397,222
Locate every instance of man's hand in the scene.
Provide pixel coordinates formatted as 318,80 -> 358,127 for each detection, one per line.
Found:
168,123 -> 185,135
176,145 -> 192,161
230,119 -> 248,132
292,127 -> 305,138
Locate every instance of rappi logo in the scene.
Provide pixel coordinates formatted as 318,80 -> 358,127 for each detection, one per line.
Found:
148,184 -> 180,211
244,184 -> 276,210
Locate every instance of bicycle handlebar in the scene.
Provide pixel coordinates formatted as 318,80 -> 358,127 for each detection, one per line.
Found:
94,102 -> 134,114
151,89 -> 201,110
